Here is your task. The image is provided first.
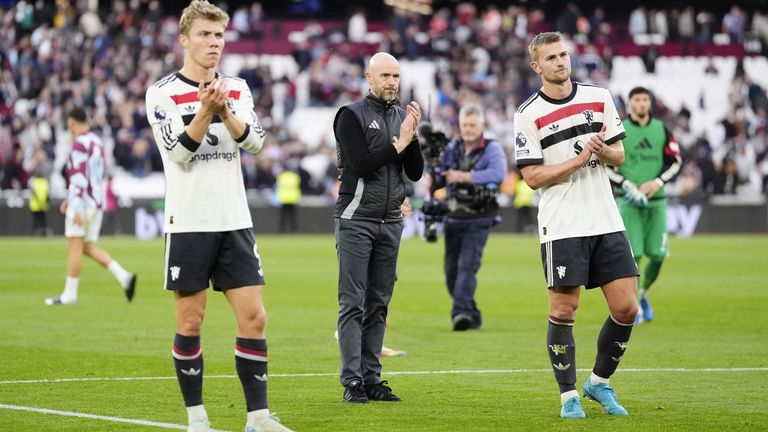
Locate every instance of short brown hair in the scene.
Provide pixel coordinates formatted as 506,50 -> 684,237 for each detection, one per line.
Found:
67,107 -> 87,123
629,86 -> 652,99
179,0 -> 229,36
528,32 -> 564,61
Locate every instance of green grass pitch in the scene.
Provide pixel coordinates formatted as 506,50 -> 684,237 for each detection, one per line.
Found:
0,234 -> 766,431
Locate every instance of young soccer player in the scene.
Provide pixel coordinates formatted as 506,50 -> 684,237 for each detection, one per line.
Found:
608,86 -> 682,324
145,1 -> 291,430
514,32 -> 639,419
45,108 -> 136,306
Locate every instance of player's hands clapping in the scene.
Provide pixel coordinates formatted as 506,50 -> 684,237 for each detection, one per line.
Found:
198,79 -> 228,116
585,124 -> 607,158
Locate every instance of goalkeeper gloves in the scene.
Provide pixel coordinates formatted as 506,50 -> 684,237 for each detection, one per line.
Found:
622,180 -> 648,207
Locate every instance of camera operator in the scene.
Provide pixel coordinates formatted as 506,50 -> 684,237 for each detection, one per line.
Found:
430,104 -> 507,331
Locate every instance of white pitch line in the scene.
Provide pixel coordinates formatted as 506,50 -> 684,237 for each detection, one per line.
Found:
0,403 -> 228,431
0,367 -> 765,385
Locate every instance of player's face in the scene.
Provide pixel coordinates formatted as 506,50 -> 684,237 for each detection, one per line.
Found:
180,18 -> 225,70
366,59 -> 400,102
532,41 -> 571,85
459,113 -> 484,144
629,93 -> 652,118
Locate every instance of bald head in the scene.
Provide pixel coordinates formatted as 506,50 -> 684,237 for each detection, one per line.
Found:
366,52 -> 401,102
368,52 -> 399,72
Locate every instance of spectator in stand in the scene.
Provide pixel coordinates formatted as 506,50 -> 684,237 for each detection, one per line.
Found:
348,8 -> 367,43
2,143 -> 25,190
628,6 -> 648,39
696,10 -> 715,45
722,6 -> 746,43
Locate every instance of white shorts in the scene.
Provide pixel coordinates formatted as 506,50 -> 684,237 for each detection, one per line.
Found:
65,209 -> 103,242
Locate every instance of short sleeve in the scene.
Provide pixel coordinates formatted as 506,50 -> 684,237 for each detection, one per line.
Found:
513,112 -> 543,168
603,90 -> 626,144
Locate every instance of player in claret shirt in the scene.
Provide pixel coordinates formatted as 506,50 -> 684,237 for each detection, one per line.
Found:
45,107 -> 137,306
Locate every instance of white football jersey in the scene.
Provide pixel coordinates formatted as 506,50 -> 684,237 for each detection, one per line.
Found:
145,72 -> 265,233
514,82 -> 627,243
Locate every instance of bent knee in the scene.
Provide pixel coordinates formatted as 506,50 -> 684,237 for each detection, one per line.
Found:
550,303 -> 579,321
612,303 -> 639,324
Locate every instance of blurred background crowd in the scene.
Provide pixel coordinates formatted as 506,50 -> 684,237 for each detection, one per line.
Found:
1,0 -> 767,208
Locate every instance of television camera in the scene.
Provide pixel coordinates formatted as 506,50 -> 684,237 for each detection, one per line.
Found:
417,122 -> 449,242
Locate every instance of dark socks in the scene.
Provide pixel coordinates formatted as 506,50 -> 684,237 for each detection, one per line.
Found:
547,316 -> 577,393
593,315 -> 633,379
235,337 -> 268,411
173,333 -> 204,407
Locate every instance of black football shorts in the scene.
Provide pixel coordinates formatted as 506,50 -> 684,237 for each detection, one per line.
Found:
163,229 -> 265,291
540,231 -> 638,289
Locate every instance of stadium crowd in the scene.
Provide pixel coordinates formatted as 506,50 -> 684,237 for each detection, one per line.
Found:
1,1 -> 767,202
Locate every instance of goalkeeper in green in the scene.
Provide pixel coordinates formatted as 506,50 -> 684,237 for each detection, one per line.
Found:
608,87 -> 682,324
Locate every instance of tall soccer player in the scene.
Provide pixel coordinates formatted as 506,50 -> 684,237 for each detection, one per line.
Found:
145,1 -> 291,431
45,108 -> 136,306
608,87 -> 682,324
514,32 -> 639,419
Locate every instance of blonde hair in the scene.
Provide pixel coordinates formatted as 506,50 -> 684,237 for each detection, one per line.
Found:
528,32 -> 564,61
179,0 -> 229,35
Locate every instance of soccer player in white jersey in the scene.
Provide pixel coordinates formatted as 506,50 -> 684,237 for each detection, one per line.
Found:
45,108 -> 136,306
144,1 -> 291,431
513,32 -> 639,419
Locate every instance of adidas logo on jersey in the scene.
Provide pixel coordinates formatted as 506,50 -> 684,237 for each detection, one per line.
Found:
549,123 -> 559,132
368,120 -> 381,129
637,138 -> 652,149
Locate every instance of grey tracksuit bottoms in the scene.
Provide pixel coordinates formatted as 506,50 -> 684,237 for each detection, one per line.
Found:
335,218 -> 403,386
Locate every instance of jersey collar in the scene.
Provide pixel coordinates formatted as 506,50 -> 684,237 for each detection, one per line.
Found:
175,71 -> 220,87
537,81 -> 578,105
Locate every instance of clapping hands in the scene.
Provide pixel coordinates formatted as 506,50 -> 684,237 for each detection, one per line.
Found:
198,79 -> 229,116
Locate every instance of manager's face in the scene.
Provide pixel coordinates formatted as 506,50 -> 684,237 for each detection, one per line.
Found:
367,57 -> 401,102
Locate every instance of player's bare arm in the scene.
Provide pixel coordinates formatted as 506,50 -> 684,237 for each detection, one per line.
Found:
520,146 -> 593,190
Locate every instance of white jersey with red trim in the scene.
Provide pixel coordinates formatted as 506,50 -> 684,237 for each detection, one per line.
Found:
66,131 -> 106,216
514,82 -> 627,243
145,72 -> 266,233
